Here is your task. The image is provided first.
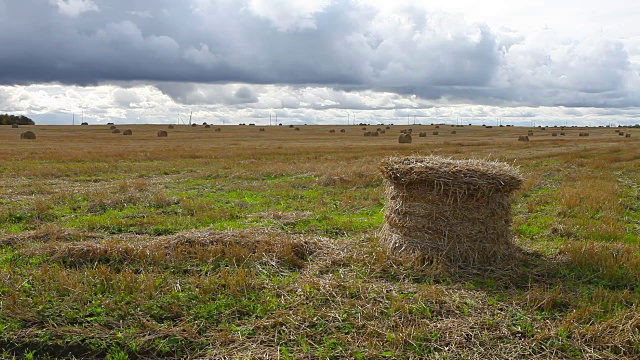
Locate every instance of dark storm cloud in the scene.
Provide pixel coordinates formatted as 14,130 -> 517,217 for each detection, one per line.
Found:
0,0 -> 637,108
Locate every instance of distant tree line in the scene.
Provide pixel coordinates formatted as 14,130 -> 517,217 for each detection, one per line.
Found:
1,114 -> 35,125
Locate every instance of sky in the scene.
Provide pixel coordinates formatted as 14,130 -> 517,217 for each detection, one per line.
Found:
1,0 -> 640,126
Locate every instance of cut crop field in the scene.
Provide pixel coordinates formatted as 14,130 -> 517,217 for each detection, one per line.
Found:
0,124 -> 639,359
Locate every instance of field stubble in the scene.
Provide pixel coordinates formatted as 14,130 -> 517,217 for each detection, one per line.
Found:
0,124 -> 639,359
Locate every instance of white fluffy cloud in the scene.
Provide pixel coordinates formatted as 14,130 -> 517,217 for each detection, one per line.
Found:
50,0 -> 99,17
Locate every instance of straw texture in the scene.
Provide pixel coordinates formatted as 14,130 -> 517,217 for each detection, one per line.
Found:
379,156 -> 524,267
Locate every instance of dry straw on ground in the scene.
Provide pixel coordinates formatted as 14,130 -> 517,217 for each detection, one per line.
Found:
433,131 -> 439,135
379,156 -> 523,268
20,131 -> 36,139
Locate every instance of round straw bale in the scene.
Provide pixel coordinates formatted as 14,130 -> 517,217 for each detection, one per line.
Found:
451,131 -> 457,134
377,128 -> 382,132
386,126 -> 391,129
435,125 -> 440,128
372,131 -> 379,137
214,128 -> 221,132
329,129 -> 336,133
205,124 -> 211,128
364,131 -> 372,137
191,124 -> 197,127
432,131 -> 439,135
11,124 -> 18,128
552,132 -> 558,136
560,131 -> 566,136
20,131 -> 36,139
295,127 -> 300,131
619,132 -> 624,136
289,125 -> 294,128
123,129 -> 133,135
361,127 -> 367,130
168,124 -> 175,129
518,135 -> 529,142
157,130 -> 168,137
379,156 -> 523,267
340,129 -> 346,133
259,128 -> 265,131
626,133 -> 631,138
110,125 -> 117,130
112,129 -> 121,134
419,132 -> 427,137
398,133 -> 412,143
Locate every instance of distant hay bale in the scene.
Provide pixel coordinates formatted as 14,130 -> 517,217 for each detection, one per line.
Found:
552,132 -> 558,136
20,131 -> 36,139
191,124 -> 197,127
123,129 -> 133,135
109,125 -> 117,130
485,126 -> 493,129
615,130 -> 621,133
386,126 -> 391,130
398,134 -> 412,143
11,124 -> 18,128
518,135 -> 529,142
379,156 -> 523,267
214,128 -> 221,132
112,129 -> 121,134
579,132 -> 590,137
419,132 -> 427,137
168,125 -> 175,129
560,131 -> 566,136
435,125 -> 440,129
364,131 -> 372,137
289,125 -> 294,128
361,127 -> 367,130
432,131 -> 439,135
619,132 -> 625,136
372,131 -> 379,137
451,131 -> 457,134
205,125 -> 211,128
527,130 -> 534,136
259,128 -> 265,132
626,133 -> 631,138
377,128 -> 383,132
295,127 -> 300,131
157,130 -> 168,137
340,129 -> 346,133
329,129 -> 336,133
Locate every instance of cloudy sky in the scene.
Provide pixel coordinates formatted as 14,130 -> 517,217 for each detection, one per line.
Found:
1,0 -> 640,126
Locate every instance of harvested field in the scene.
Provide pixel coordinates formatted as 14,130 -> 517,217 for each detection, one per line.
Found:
0,124 -> 639,359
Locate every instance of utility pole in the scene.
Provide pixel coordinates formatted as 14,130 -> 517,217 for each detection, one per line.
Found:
189,111 -> 193,126
72,113 -> 75,126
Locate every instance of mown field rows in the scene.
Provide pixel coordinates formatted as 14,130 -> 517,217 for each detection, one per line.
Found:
0,124 -> 638,359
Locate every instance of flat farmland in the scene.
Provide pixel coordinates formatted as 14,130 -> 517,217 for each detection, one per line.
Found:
0,124 -> 639,359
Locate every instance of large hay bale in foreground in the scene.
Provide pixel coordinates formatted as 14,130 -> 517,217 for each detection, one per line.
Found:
20,131 -> 36,139
379,156 -> 523,266
157,130 -> 168,137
